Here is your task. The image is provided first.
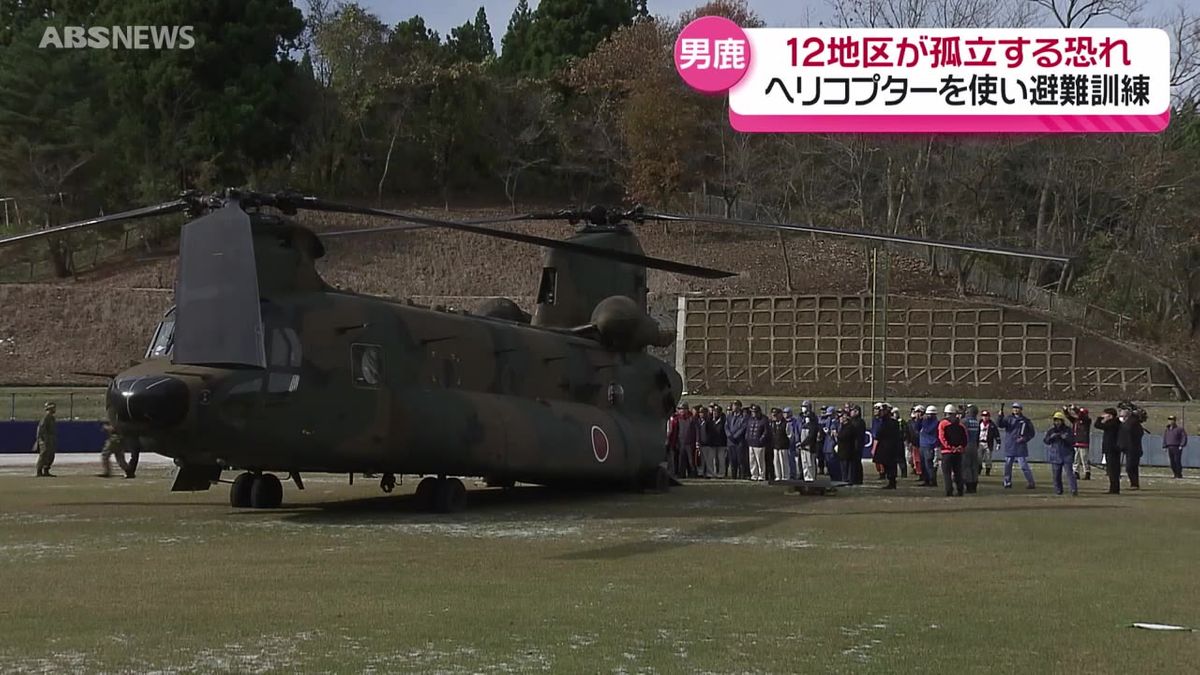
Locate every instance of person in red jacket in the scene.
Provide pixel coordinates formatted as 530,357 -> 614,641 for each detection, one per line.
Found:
937,404 -> 968,497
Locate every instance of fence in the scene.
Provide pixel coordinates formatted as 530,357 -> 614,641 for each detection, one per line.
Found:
5,390 -> 107,421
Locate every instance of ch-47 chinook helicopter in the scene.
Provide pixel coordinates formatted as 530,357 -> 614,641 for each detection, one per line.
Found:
0,189 -> 1069,512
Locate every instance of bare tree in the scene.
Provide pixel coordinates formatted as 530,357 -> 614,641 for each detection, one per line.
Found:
1028,0 -> 1144,27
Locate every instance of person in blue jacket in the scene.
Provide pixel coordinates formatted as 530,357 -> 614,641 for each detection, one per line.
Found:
918,406 -> 941,487
822,406 -> 843,481
725,400 -> 748,479
998,402 -> 1037,489
1044,411 -> 1077,495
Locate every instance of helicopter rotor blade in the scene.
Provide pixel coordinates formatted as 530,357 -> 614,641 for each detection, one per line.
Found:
0,199 -> 190,250
642,211 -> 1071,264
171,201 -> 265,369
292,198 -> 735,279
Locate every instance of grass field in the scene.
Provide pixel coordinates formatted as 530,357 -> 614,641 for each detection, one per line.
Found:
1,462 -> 1199,673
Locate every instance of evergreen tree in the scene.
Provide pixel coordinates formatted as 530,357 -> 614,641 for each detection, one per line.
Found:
446,7 -> 495,63
499,0 -> 534,74
520,0 -> 637,76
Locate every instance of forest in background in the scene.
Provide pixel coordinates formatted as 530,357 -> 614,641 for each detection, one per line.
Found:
0,0 -> 1197,347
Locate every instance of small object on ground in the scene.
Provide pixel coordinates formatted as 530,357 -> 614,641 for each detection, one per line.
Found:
1131,623 -> 1193,632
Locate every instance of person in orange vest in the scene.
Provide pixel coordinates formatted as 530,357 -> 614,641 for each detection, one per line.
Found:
937,404 -> 968,497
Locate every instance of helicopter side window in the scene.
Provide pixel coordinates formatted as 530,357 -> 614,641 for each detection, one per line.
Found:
352,344 -> 383,388
536,267 -> 557,305
146,312 -> 176,358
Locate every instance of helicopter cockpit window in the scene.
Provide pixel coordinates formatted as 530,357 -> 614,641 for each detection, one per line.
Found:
536,267 -> 557,305
352,344 -> 383,387
146,311 -> 176,358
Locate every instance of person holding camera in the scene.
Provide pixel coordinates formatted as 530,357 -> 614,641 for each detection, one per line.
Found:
1094,407 -> 1123,494
1117,407 -> 1146,490
998,402 -> 1037,490
1063,405 -> 1092,481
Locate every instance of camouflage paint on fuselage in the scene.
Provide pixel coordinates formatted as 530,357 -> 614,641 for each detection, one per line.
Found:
111,214 -> 681,488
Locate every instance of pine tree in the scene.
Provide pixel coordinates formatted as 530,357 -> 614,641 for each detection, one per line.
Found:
499,0 -> 534,74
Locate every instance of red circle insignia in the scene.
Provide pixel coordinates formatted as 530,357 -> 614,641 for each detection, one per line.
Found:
591,425 -> 610,463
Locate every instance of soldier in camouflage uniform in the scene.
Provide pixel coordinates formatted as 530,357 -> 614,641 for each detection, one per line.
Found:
34,402 -> 58,477
99,421 -> 131,478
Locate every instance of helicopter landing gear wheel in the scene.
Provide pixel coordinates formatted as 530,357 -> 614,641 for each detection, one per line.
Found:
230,472 -> 255,508
432,477 -> 467,513
414,477 -> 438,511
641,466 -> 671,493
249,473 -> 283,508
380,473 -> 397,493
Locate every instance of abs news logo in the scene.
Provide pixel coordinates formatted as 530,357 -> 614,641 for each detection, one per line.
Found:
39,26 -> 195,50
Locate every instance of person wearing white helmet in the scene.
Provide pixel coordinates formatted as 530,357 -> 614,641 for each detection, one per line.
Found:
917,405 -> 941,487
937,404 -> 968,497
795,400 -> 821,481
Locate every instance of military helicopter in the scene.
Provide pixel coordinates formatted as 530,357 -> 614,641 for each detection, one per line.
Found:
0,189 -> 1069,512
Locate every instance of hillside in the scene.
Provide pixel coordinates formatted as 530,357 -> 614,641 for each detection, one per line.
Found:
0,205 -> 1153,389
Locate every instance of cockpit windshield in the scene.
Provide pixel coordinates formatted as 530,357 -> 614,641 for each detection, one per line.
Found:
146,309 -> 176,358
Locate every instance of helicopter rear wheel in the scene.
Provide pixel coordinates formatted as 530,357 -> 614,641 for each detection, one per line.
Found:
250,473 -> 283,509
432,477 -> 467,513
414,477 -> 438,511
230,472 -> 255,508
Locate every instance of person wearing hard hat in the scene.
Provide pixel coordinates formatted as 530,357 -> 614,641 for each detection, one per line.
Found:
795,400 -> 821,481
978,410 -> 1001,476
937,404 -> 968,497
998,402 -> 1037,490
1044,411 -> 1078,495
918,405 -> 941,487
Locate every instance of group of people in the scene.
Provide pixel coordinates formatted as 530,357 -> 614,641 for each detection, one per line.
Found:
29,400 -> 139,479
665,398 -> 1190,497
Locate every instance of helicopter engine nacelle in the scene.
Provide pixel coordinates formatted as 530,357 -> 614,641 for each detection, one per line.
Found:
590,295 -> 674,352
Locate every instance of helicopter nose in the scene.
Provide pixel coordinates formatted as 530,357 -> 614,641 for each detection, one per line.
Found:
108,375 -> 190,428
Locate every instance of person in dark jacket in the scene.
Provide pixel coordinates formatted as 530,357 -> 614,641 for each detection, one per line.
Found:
1064,406 -> 1092,480
978,410 -> 1000,476
709,403 -> 728,477
822,406 -> 843,481
1117,409 -> 1146,490
1163,415 -> 1188,479
1094,407 -> 1123,494
667,404 -> 700,479
837,407 -> 867,484
769,409 -> 792,482
1044,412 -> 1078,496
906,407 -> 923,481
874,405 -> 902,489
745,405 -> 770,481
725,401 -> 747,479
961,405 -> 982,493
697,407 -> 717,479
